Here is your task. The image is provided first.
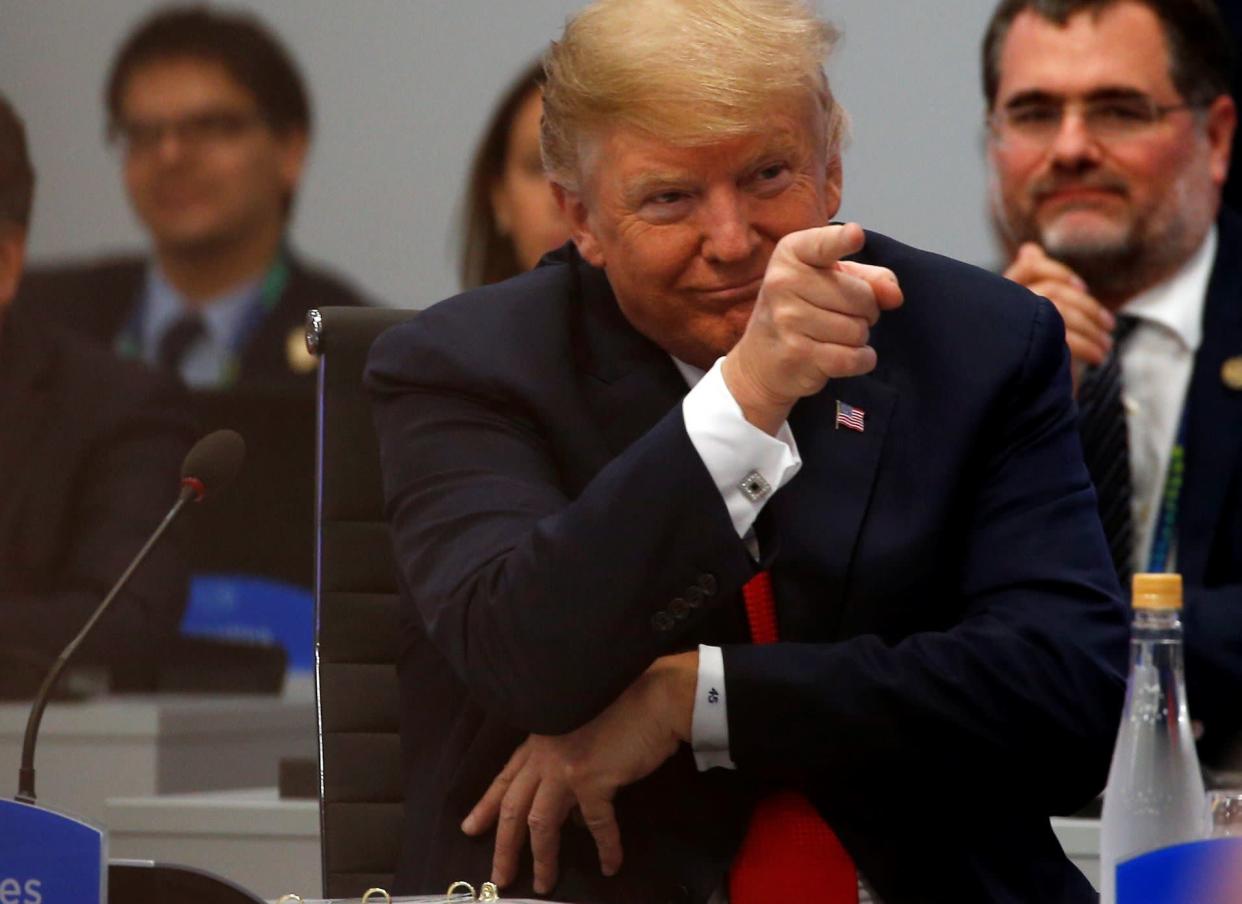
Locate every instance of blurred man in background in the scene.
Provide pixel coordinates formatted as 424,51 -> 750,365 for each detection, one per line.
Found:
19,6 -> 376,599
19,4 -> 370,390
0,92 -> 193,697
983,0 -> 1242,766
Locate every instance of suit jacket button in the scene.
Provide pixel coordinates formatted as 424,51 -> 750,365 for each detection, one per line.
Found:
669,597 -> 690,619
685,586 -> 705,607
651,611 -> 676,632
697,573 -> 717,595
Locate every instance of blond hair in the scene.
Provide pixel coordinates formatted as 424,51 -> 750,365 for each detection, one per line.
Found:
542,0 -> 845,191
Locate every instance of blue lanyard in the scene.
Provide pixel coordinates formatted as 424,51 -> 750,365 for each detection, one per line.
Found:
116,255 -> 290,387
1145,409 -> 1188,573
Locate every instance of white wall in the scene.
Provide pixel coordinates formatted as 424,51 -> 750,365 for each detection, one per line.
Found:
0,0 -> 1002,308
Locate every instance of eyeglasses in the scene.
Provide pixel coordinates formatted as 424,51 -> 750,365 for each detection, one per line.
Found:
107,110 -> 267,155
989,94 -> 1197,147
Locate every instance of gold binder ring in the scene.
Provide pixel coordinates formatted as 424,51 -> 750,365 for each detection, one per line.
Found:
276,897 -> 304,904
479,882 -> 501,901
446,881 -> 477,899
362,889 -> 392,904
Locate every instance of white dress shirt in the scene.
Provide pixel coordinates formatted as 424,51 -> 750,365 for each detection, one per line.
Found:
1119,227 -> 1215,573
141,265 -> 263,388
672,356 -> 801,771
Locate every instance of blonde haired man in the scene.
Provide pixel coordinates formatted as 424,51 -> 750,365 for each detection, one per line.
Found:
369,1 -> 1126,901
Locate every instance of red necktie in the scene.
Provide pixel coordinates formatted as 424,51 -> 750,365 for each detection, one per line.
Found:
728,571 -> 858,904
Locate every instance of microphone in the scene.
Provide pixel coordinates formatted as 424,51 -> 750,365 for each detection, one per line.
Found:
179,427 -> 246,503
15,429 -> 246,804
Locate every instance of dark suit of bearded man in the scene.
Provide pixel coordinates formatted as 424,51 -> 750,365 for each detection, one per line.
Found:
1173,208 -> 1242,764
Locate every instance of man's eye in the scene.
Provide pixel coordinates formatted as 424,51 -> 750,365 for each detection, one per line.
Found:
1009,105 -> 1061,126
639,191 -> 691,223
1091,102 -> 1152,124
124,124 -> 161,147
197,114 -> 245,136
755,163 -> 789,181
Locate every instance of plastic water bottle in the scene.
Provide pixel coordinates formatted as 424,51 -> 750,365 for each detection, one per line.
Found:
1099,573 -> 1205,903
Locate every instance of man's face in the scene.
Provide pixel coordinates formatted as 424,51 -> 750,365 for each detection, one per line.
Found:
558,103 -> 842,369
116,58 -> 307,255
986,2 -> 1234,293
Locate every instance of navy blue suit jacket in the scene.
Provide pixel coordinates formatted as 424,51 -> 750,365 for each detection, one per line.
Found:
1181,209 -> 1242,763
367,233 -> 1128,903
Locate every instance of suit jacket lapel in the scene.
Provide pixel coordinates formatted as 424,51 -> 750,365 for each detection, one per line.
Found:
772,372 -> 898,639
569,253 -> 688,461
240,253 -> 303,383
94,260 -> 146,350
1181,211 -> 1242,583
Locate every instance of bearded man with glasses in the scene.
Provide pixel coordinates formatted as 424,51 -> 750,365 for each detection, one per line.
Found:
984,0 -> 1242,771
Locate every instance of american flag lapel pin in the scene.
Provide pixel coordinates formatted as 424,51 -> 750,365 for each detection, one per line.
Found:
835,400 -> 865,432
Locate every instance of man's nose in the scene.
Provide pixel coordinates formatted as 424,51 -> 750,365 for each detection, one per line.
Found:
1048,110 -> 1102,167
701,192 -> 759,263
148,127 -> 190,165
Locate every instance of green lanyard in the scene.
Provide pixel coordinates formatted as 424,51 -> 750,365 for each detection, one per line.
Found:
1145,412 -> 1187,573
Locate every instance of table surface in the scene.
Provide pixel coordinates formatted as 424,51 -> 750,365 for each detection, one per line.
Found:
0,674 -> 316,739
107,786 -> 318,836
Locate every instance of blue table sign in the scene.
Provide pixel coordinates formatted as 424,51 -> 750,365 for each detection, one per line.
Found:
182,574 -> 314,672
0,799 -> 105,903
1118,836 -> 1242,903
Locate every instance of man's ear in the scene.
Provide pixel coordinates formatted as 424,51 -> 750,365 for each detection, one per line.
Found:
552,182 -> 604,268
275,127 -> 310,195
1205,94 -> 1237,188
0,226 -> 27,310
824,151 -> 843,221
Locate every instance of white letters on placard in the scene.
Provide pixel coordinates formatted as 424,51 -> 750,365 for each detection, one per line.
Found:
0,879 -> 41,904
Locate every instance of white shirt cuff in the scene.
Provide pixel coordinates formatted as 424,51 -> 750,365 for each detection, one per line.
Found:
681,358 -> 802,537
691,644 -> 735,771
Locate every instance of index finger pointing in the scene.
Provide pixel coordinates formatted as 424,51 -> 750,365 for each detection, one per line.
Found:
783,222 -> 866,270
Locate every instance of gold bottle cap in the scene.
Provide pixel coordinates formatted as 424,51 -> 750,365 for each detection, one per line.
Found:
1132,573 -> 1183,610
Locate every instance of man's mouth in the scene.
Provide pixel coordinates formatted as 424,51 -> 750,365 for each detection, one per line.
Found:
1039,187 -> 1124,205
149,183 -> 211,210
694,276 -> 764,304
1034,176 -> 1128,208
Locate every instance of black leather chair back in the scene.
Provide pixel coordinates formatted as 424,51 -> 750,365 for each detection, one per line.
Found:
309,306 -> 417,897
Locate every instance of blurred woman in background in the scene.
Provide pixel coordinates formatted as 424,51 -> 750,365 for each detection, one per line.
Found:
458,60 -> 570,288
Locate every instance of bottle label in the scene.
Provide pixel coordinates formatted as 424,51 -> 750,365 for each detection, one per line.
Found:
1118,837 -> 1242,902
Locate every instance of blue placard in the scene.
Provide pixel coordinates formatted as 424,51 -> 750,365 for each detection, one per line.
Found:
182,574 -> 314,671
1118,837 -> 1242,903
0,799 -> 105,903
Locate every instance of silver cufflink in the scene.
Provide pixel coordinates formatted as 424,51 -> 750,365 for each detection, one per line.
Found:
738,470 -> 771,503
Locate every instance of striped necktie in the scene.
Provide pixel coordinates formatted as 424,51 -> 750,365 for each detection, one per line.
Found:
1077,314 -> 1139,590
728,571 -> 858,904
